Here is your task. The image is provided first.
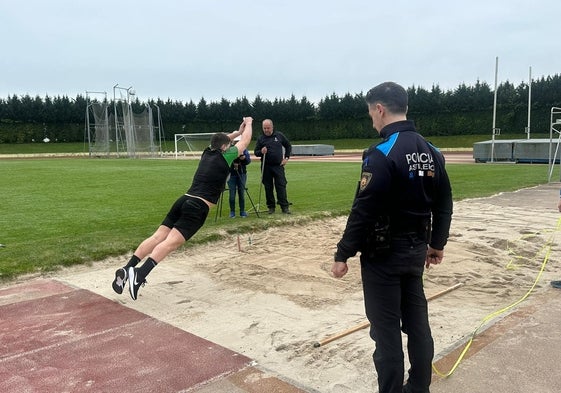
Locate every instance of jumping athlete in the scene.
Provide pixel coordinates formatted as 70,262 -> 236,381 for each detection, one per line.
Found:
112,117 -> 254,300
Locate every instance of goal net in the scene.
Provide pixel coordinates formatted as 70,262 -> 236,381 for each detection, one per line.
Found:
174,133 -> 215,158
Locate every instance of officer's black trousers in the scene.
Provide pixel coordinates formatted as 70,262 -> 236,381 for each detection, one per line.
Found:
261,164 -> 288,210
361,234 -> 433,393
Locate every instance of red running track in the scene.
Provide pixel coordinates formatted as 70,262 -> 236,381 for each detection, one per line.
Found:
0,279 -> 307,393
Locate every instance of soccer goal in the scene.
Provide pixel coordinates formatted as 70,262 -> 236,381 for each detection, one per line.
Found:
174,133 -> 215,158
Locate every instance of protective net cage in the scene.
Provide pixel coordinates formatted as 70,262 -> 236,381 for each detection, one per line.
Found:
174,133 -> 215,158
85,91 -> 163,158
85,101 -> 111,155
112,101 -> 162,158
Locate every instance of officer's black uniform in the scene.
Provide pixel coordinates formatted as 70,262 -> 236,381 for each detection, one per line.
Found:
335,120 -> 453,393
254,131 -> 292,212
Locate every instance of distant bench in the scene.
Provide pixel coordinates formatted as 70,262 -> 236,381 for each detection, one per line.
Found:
291,144 -> 335,156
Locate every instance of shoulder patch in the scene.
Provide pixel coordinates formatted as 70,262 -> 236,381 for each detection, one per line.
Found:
376,132 -> 399,156
359,172 -> 372,192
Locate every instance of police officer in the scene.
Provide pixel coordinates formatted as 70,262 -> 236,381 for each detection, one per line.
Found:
254,119 -> 292,214
331,82 -> 453,393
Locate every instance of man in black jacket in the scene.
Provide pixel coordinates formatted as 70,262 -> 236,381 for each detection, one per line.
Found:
331,82 -> 453,393
254,119 -> 292,214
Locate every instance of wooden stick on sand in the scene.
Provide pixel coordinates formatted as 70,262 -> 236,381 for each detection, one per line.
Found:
313,282 -> 462,348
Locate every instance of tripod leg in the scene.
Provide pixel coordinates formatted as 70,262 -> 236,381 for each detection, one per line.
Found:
257,153 -> 265,212
245,187 -> 260,218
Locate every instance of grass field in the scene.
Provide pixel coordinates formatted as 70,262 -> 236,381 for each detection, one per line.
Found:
0,133 -> 551,154
0,155 -> 555,282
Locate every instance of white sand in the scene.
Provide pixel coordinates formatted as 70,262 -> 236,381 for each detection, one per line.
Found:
49,182 -> 561,393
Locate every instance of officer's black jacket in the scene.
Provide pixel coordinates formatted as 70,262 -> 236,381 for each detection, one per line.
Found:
335,120 -> 453,262
254,131 -> 292,166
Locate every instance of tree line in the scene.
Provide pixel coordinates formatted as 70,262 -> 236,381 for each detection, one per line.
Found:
1,74 -> 560,144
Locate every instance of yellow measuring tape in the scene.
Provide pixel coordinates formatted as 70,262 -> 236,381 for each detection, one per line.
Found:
432,216 -> 561,378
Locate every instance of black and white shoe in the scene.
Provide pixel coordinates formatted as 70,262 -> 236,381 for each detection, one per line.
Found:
112,268 -> 127,294
128,267 -> 146,301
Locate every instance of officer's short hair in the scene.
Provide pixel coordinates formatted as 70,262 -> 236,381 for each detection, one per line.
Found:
210,132 -> 231,150
365,82 -> 408,114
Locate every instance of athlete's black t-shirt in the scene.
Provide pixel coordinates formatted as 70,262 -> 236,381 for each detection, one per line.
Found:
186,146 -> 238,204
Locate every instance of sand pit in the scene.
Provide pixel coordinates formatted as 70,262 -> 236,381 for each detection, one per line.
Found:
49,182 -> 561,392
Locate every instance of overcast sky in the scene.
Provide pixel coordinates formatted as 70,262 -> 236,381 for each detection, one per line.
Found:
1,0 -> 559,104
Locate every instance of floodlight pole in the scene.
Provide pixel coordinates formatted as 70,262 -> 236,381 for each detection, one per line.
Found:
526,66 -> 532,140
113,85 -> 120,156
491,57 -> 499,163
152,103 -> 164,156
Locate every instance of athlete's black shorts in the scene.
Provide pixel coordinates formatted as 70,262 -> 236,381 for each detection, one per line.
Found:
161,195 -> 209,241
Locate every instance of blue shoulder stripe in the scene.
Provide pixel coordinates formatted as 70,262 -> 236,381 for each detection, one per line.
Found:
376,133 -> 399,156
427,141 -> 441,152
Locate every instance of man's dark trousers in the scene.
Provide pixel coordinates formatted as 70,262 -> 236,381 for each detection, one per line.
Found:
361,234 -> 433,393
262,164 -> 288,210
